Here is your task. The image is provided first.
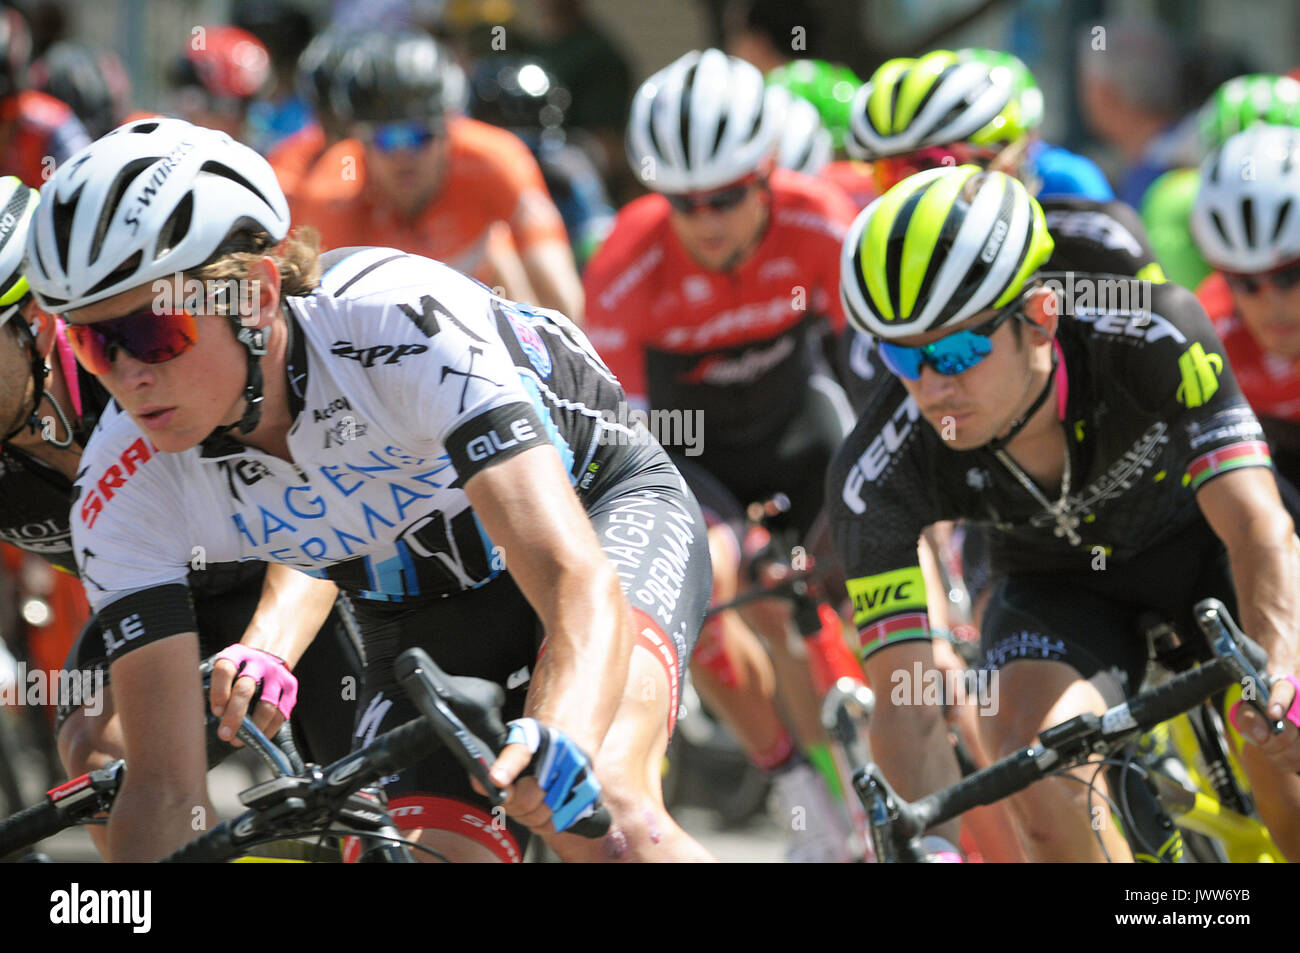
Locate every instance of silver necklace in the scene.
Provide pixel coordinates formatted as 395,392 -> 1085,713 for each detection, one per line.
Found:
994,433 -> 1081,546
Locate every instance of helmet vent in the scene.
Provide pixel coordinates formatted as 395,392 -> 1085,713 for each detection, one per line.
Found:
86,250 -> 142,299
199,160 -> 273,213
1241,197 -> 1256,247
679,62 -> 698,163
1273,199 -> 1293,245
1209,210 -> 1230,247
92,156 -> 154,263
155,191 -> 194,260
51,183 -> 85,270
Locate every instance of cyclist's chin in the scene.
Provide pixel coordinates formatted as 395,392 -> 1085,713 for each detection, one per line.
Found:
131,408 -> 207,453
924,410 -> 989,450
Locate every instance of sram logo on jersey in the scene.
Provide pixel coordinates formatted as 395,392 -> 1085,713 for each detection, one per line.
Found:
79,437 -> 155,529
841,397 -> 921,514
331,340 -> 429,367
466,418 -> 538,461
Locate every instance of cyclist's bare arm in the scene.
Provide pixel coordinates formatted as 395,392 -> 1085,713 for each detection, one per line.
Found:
521,239 -> 585,324
105,632 -> 213,862
1197,466 -> 1300,764
208,564 -> 339,744
465,445 -> 631,767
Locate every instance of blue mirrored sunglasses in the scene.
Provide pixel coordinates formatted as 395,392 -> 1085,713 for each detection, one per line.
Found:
877,301 -> 1025,381
369,120 -> 440,153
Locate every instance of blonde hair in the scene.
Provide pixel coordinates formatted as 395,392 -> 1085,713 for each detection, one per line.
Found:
191,226 -> 324,304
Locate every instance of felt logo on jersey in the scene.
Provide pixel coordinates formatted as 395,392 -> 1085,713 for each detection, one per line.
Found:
312,397 -> 353,422
840,396 -> 921,514
1175,342 -> 1223,408
79,437 -> 155,529
846,567 -> 927,627
465,417 -> 538,461
330,340 -> 430,367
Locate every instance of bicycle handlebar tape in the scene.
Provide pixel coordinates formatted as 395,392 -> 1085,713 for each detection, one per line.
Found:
1125,659 -> 1233,733
0,800 -> 64,857
920,746 -> 1045,828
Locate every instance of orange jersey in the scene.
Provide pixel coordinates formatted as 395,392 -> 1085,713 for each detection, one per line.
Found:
820,159 -> 878,211
268,122 -> 327,203
290,117 -> 568,282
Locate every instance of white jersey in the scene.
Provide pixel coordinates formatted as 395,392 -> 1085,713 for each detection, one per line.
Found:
72,248 -> 630,651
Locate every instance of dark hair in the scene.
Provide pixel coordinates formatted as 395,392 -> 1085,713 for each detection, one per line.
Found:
741,0 -> 822,54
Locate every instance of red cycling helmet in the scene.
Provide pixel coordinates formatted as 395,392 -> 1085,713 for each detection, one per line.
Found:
174,25 -> 270,101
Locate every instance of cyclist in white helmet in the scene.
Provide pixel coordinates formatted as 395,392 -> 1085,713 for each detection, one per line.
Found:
588,49 -> 861,861
27,117 -> 714,862
1193,123 -> 1300,497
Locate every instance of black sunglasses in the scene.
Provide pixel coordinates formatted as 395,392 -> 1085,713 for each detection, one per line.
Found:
664,180 -> 758,215
1223,257 -> 1300,295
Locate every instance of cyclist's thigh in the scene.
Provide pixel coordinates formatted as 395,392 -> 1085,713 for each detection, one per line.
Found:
586,446 -> 713,737
980,572 -> 1147,709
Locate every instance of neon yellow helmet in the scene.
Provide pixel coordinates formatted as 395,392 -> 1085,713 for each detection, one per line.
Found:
847,50 -> 1035,161
0,175 -> 37,326
840,165 -> 1054,339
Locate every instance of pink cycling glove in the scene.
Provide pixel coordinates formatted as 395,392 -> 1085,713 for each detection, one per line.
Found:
1228,674 -> 1300,736
213,644 -> 299,721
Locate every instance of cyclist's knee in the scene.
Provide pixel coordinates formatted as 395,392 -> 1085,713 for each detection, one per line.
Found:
56,705 -> 122,777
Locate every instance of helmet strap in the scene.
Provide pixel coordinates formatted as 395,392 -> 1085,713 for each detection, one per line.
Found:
207,316 -> 266,439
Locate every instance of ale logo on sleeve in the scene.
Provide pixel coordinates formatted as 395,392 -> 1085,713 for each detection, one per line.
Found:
1175,342 -> 1223,408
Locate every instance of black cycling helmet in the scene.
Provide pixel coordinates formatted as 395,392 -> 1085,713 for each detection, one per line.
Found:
28,42 -> 119,139
0,8 -> 30,103
297,29 -> 353,131
331,31 -> 448,126
231,0 -> 315,72
468,56 -> 570,135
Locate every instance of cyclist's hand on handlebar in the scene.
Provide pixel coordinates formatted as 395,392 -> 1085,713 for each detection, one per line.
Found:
209,644 -> 299,746
481,718 -> 603,834
1231,674 -> 1300,771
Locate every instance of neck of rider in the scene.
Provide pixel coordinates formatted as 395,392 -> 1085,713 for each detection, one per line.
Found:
994,288 -> 1064,475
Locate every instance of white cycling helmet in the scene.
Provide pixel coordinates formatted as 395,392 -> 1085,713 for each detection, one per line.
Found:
767,87 -> 832,177
0,175 -> 38,326
1192,122 -> 1300,273
626,49 -> 780,194
26,116 -> 289,314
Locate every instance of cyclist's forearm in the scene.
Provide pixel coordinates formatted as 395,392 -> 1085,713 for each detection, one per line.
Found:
525,562 -> 632,755
1227,521 -> 1300,677
239,564 -> 338,667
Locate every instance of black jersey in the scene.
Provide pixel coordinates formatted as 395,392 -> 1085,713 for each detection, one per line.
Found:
828,276 -> 1270,656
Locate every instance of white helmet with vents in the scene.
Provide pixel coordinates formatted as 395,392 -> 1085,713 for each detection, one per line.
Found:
626,49 -> 780,194
25,116 -> 289,313
767,86 -> 832,176
1192,122 -> 1300,273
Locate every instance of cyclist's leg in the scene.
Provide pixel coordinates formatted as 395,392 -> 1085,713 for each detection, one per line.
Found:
672,454 -> 793,769
978,573 -> 1149,861
545,454 -> 714,861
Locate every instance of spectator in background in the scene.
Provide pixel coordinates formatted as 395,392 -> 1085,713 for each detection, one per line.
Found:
525,0 -> 633,203
724,0 -> 819,74
468,56 -> 614,270
167,25 -> 271,144
232,0 -> 317,154
1076,17 -> 1199,208
291,31 -> 584,320
28,42 -> 127,140
267,29 -> 353,203
0,7 -> 88,186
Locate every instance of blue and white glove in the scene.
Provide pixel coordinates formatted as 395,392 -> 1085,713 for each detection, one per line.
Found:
505,717 -> 602,833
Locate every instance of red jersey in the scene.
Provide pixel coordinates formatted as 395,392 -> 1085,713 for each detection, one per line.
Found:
0,90 -> 90,188
268,122 -> 327,203
583,169 -> 855,446
820,159 -> 878,211
1198,271 -> 1300,422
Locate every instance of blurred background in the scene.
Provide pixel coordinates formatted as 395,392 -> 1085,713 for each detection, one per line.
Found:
13,0 -> 1300,194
